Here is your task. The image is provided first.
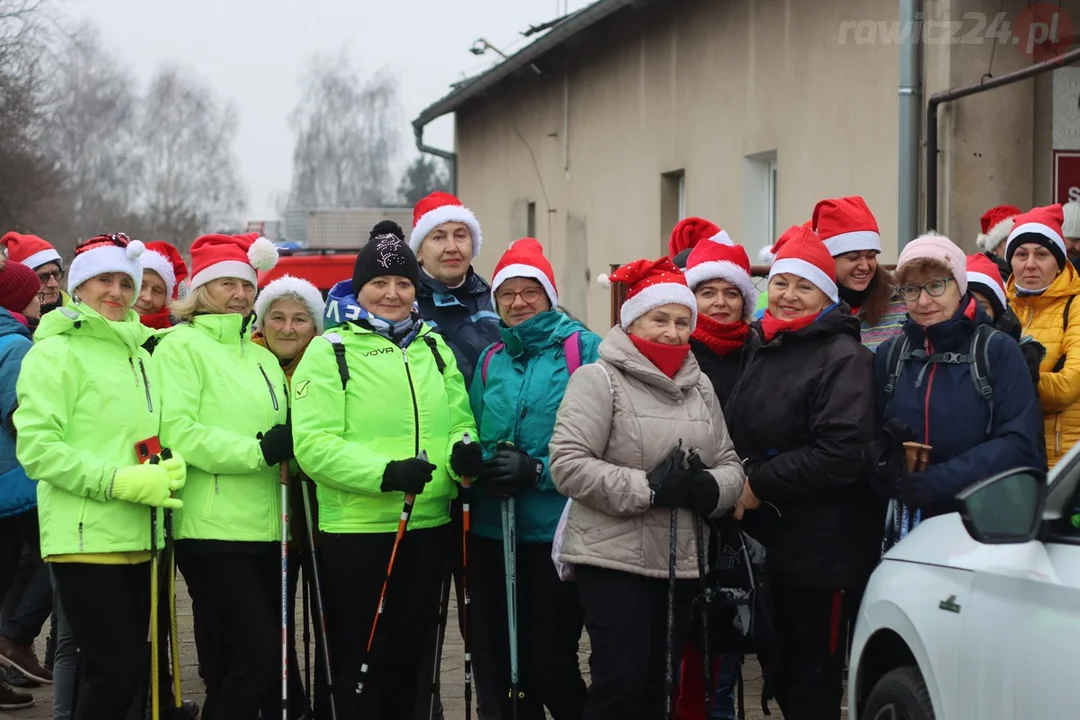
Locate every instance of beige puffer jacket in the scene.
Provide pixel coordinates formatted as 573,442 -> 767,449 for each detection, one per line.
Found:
549,327 -> 744,579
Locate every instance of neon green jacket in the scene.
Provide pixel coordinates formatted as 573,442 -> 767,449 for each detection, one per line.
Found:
156,314 -> 289,542
292,321 -> 476,534
14,304 -> 161,557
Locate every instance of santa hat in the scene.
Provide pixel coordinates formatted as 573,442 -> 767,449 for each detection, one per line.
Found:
1062,201 -> 1080,240
598,257 -> 697,331
141,241 -> 188,301
1005,204 -> 1067,269
67,233 -> 145,299
683,232 -> 756,319
759,223 -> 809,265
812,196 -> 882,257
668,217 -> 722,260
491,238 -> 558,307
976,204 -> 1021,252
767,225 -> 839,303
188,233 -> 278,291
254,275 -> 326,333
966,253 -> 1007,318
410,191 -> 483,259
0,232 -> 62,271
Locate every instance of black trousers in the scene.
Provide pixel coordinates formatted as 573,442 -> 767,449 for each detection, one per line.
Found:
474,537 -> 587,720
761,586 -> 854,720
177,542 -> 280,720
575,564 -> 695,720
0,510 -> 42,628
321,524 -> 450,720
51,561 -> 151,720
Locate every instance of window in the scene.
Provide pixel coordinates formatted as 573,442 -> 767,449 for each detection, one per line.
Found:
527,202 -> 536,238
743,151 -> 778,258
660,169 -> 686,253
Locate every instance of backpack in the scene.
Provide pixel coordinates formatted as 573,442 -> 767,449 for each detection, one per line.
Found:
883,323 -> 1002,434
323,332 -> 446,390
479,331 -> 583,385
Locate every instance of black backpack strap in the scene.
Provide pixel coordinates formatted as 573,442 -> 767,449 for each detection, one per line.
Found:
883,334 -> 912,400
421,334 -> 447,374
323,333 -> 349,390
969,325 -> 999,434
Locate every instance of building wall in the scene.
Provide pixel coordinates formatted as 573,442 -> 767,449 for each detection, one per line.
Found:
452,0 -> 1052,331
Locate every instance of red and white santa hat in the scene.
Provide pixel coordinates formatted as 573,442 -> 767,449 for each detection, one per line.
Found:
599,257 -> 697,331
141,241 -> 188,301
768,225 -> 839,303
668,217 -> 721,261
976,204 -> 1021,252
491,238 -> 558,307
410,191 -> 483,259
188,233 -> 278,291
683,231 -> 756,319
0,232 -> 63,271
1005,204 -> 1067,268
965,253 -> 1008,316
812,196 -> 882,257
759,222 -> 811,264
67,233 -> 146,298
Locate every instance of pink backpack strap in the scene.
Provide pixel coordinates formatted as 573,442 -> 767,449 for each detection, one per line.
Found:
480,342 -> 505,385
563,331 -> 583,375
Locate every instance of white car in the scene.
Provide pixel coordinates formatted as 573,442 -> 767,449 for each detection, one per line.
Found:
848,442 -> 1080,720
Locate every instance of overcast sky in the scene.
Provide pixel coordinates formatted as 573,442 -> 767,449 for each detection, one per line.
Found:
65,0 -> 590,219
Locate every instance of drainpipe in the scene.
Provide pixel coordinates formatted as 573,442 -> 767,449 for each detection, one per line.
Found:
897,0 -> 922,252
413,124 -> 458,196
926,45 -> 1080,234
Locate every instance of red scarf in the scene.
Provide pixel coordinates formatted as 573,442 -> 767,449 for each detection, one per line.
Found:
629,334 -> 691,379
139,307 -> 173,329
691,314 -> 749,357
760,309 -> 820,342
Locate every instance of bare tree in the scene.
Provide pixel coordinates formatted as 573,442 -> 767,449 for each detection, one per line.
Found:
398,156 -> 450,206
133,65 -> 246,249
288,49 -> 402,209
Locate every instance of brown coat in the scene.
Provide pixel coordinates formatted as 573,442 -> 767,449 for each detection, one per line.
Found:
549,326 -> 744,579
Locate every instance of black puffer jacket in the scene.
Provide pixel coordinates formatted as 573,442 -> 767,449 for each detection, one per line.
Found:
726,305 -> 882,589
689,339 -> 748,411
416,268 -> 502,389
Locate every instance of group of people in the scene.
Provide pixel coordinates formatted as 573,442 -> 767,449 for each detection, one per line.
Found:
0,187 -> 1073,720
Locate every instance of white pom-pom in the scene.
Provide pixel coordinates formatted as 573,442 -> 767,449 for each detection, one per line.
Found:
126,239 -> 145,260
247,236 -> 279,271
757,245 -> 775,264
597,273 -> 612,289
708,230 -> 734,246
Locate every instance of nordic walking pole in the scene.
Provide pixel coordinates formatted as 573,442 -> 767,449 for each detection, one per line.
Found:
280,463 -> 290,720
302,562 -> 311,706
160,450 -> 182,712
664,506 -> 677,720
501,495 -> 521,719
357,449 -> 425,698
149,506 -> 160,720
301,477 -> 337,720
694,511 -> 713,716
460,433 -> 474,720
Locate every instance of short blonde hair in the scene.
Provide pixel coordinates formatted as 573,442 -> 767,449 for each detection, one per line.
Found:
169,285 -> 218,321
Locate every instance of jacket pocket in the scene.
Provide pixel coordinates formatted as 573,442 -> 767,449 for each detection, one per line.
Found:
204,475 -> 219,517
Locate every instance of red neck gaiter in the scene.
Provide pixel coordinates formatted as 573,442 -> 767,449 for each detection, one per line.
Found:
139,308 -> 173,330
760,309 -> 820,342
691,314 -> 750,357
629,334 -> 691,379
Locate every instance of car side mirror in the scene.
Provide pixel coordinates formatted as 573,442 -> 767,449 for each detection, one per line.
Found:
956,467 -> 1047,544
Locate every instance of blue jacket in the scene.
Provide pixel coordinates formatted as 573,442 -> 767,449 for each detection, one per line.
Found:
418,269 -> 501,389
0,310 -> 34,519
468,310 -> 600,542
875,297 -> 1044,517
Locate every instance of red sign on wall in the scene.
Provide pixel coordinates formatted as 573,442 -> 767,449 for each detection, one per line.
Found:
1054,150 -> 1080,205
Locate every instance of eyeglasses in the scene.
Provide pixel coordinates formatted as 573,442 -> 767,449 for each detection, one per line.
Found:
495,287 -> 545,306
897,277 -> 952,302
36,270 -> 63,282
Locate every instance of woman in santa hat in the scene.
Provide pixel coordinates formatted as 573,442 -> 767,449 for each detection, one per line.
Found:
154,233 -> 291,720
723,225 -> 879,719
811,196 -> 906,352
135,241 -> 189,330
549,257 -> 744,719
975,204 -> 1021,280
1005,204 -> 1080,468
468,238 -> 598,719
0,232 -> 68,315
14,233 -> 187,718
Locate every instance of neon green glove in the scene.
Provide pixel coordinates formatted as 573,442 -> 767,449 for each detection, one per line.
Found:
107,464 -> 183,509
160,452 -> 187,493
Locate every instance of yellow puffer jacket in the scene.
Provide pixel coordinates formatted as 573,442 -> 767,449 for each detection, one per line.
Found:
1008,263 -> 1080,467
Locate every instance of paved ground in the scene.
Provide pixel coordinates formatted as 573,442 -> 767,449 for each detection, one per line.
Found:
0,579 -> 817,720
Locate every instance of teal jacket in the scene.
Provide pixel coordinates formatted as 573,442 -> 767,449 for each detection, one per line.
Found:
468,311 -> 600,542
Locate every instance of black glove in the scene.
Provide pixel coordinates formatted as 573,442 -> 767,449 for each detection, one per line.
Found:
259,424 -> 294,466
864,418 -> 916,500
381,458 -> 438,495
648,445 -> 694,509
451,440 -> 484,478
480,444 -> 541,499
685,448 -> 719,515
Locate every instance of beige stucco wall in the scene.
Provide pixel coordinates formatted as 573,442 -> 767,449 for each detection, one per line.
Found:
451,0 -> 1052,331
